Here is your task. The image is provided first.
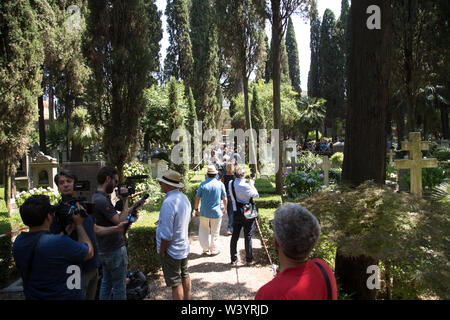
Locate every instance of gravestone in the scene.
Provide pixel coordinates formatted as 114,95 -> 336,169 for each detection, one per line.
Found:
30,152 -> 58,189
320,156 -> 331,186
387,149 -> 395,166
151,159 -> 168,179
286,157 -> 301,173
333,141 -> 344,153
284,139 -> 297,163
394,132 -> 438,196
14,154 -> 31,192
61,161 -> 105,201
440,139 -> 449,148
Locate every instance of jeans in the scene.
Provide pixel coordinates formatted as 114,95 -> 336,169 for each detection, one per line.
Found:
98,246 -> 128,300
230,218 -> 255,263
226,196 -> 234,231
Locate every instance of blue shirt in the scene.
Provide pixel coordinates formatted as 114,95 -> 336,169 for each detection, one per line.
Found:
196,178 -> 226,219
156,190 -> 192,260
12,230 -> 88,300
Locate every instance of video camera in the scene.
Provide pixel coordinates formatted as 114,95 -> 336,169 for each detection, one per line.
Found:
52,196 -> 95,232
115,175 -> 149,198
124,193 -> 150,234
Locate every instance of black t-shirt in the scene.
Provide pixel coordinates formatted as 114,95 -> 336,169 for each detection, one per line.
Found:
92,190 -> 125,252
223,174 -> 235,197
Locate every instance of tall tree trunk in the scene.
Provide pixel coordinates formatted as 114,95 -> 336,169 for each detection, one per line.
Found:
49,86 -> 54,122
38,95 -> 47,154
440,101 -> 449,139
243,74 -> 258,174
70,140 -> 84,162
271,0 -> 283,194
339,0 -> 392,300
4,159 -> 11,210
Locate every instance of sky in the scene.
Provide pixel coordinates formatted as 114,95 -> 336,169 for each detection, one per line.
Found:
155,0 -> 342,93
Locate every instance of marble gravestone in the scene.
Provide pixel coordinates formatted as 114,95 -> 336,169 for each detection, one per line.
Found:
394,132 -> 438,196
320,155 -> 331,186
30,152 -> 58,189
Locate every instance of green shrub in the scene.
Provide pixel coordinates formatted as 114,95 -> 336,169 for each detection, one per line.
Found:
254,194 -> 282,209
127,208 -> 161,275
433,147 -> 450,162
299,181 -> 450,299
123,161 -> 164,206
294,151 -> 322,173
399,166 -> 449,191
0,199 -> 14,287
15,187 -> 61,208
284,170 -> 324,198
330,152 -> 344,168
254,178 -> 277,194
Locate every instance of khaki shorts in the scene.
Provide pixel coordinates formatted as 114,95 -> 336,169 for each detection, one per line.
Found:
161,254 -> 189,288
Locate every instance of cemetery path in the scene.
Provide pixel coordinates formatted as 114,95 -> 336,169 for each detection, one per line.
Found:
146,214 -> 275,300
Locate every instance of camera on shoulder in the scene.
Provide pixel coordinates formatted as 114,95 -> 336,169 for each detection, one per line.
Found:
52,197 -> 95,230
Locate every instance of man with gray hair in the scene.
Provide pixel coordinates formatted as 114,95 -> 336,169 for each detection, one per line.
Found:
255,203 -> 337,300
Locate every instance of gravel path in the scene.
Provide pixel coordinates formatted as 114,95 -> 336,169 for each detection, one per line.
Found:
146,214 -> 275,300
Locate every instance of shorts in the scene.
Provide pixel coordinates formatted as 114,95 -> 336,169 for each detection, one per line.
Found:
161,254 -> 189,288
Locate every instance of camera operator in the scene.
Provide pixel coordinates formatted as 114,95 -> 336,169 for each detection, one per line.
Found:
51,169 -> 127,300
12,195 -> 93,300
92,166 -> 130,300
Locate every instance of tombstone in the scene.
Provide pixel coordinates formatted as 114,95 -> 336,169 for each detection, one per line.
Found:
14,154 -> 31,191
61,161 -> 105,201
286,157 -> 301,173
394,132 -> 438,196
320,155 -> 331,186
151,159 -> 168,179
440,139 -> 449,148
30,152 -> 58,189
387,149 -> 395,166
284,139 -> 297,164
333,141 -> 345,153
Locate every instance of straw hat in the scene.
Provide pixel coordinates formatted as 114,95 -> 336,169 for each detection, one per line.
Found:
207,165 -> 218,175
157,170 -> 184,188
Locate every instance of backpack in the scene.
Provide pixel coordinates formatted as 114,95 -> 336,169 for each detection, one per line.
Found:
126,270 -> 149,300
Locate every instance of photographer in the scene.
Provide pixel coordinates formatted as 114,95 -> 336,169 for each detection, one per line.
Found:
228,165 -> 259,266
92,166 -> 130,300
51,169 -> 126,300
12,195 -> 93,300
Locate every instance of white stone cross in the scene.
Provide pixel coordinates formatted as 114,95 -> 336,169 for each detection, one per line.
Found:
387,149 -> 395,166
394,132 -> 438,196
321,155 -> 331,186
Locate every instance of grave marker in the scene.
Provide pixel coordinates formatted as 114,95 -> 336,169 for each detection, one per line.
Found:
394,132 -> 438,196
387,149 -> 395,166
321,156 -> 331,186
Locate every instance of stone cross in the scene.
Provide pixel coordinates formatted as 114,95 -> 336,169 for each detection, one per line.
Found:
286,157 -> 301,173
394,132 -> 438,196
387,149 -> 395,166
321,155 -> 331,186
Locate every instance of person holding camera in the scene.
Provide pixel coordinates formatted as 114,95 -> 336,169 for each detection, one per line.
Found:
228,165 -> 259,266
12,195 -> 94,300
92,166 -> 130,300
51,169 -> 126,300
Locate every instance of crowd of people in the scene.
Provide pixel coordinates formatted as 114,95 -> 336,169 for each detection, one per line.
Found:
12,160 -> 337,300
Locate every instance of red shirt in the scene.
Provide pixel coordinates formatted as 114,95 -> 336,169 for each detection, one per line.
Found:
255,258 -> 338,300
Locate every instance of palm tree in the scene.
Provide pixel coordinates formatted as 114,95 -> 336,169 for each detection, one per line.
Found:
297,96 -> 326,145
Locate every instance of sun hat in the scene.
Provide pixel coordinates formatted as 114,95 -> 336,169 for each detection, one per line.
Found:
157,170 -> 184,188
207,165 -> 218,175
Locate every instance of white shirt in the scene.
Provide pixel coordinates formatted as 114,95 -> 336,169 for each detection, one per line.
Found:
228,178 -> 259,211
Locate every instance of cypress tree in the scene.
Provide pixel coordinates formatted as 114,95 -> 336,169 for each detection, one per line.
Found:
190,0 -> 219,129
285,17 -> 301,94
84,0 -> 162,179
307,0 -> 320,98
0,0 -> 44,206
163,0 -> 194,96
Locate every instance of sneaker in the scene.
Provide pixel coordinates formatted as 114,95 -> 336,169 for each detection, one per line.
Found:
230,260 -> 238,266
202,250 -> 210,256
210,250 -> 220,256
246,260 -> 256,266
227,230 -> 232,236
